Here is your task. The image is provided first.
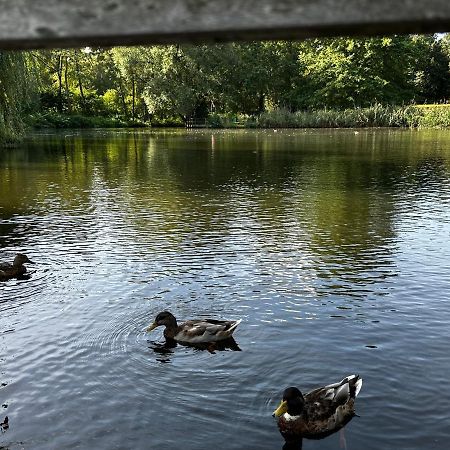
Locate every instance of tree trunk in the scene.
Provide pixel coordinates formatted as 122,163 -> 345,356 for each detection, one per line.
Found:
56,54 -> 63,113
258,92 -> 265,114
131,72 -> 136,121
74,54 -> 86,113
64,55 -> 71,112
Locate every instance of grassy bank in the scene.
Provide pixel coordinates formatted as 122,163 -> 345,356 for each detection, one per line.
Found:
207,105 -> 450,129
23,105 -> 450,133
26,112 -> 187,130
28,112 -> 147,129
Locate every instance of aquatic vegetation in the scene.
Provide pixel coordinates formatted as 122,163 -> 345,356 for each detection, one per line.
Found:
413,104 -> 450,128
242,104 -> 450,129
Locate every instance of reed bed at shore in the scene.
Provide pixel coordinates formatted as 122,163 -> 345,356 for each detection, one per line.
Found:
208,104 -> 450,129
22,104 -> 450,133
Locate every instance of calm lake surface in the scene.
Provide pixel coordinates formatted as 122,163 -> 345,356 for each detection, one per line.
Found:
1,128 -> 450,450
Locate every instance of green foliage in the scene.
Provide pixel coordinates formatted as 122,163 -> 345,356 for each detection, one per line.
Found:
135,45 -> 212,120
413,36 -> 450,103
28,112 -> 145,129
206,113 -> 248,128
102,89 -> 123,114
32,48 -> 129,117
150,116 -> 185,127
0,51 -> 35,146
297,37 -> 425,108
3,34 -> 450,140
413,105 -> 450,128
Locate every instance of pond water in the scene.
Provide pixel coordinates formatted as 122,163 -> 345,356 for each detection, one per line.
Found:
1,128 -> 450,450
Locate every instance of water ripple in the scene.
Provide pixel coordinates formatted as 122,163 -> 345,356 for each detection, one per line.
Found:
1,129 -> 450,449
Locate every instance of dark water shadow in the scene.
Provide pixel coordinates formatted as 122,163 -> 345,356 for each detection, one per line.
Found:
15,273 -> 32,281
280,426 -> 350,450
0,273 -> 32,284
148,337 -> 241,362
149,338 -> 177,363
282,441 -> 302,450
185,336 -> 242,353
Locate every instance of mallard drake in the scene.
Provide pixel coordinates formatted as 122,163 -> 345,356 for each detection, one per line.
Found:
146,311 -> 242,344
0,254 -> 34,281
273,375 -> 362,443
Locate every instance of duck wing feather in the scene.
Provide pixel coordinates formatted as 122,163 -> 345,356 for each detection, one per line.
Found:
0,262 -> 12,271
175,319 -> 241,343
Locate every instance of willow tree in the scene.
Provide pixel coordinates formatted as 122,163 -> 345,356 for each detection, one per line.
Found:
0,51 -> 34,146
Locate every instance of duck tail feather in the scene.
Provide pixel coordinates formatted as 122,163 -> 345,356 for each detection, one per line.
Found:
227,319 -> 242,334
354,377 -> 363,397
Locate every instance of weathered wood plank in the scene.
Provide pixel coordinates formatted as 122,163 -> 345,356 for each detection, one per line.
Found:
0,0 -> 449,50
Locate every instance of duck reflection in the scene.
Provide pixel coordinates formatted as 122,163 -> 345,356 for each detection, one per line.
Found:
282,441 -> 302,450
186,336 -> 242,353
281,428 -> 349,450
149,336 -> 241,361
149,338 -> 177,363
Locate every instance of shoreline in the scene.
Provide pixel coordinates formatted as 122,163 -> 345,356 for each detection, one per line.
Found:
30,105 -> 450,131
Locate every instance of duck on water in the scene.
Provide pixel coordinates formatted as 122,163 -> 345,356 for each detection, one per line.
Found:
0,253 -> 34,281
146,311 -> 241,344
273,375 -> 363,448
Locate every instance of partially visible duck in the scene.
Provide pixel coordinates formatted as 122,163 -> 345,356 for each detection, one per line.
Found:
0,253 -> 34,281
146,311 -> 241,344
0,415 -> 8,431
273,375 -> 362,444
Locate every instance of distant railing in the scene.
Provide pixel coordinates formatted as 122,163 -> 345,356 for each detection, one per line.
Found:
186,118 -> 209,129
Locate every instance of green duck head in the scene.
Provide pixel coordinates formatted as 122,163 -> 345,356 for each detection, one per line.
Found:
273,387 -> 305,417
147,311 -> 178,332
13,254 -> 34,267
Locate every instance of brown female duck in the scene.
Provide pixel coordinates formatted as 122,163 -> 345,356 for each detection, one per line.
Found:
273,375 -> 362,444
0,254 -> 34,281
147,311 -> 241,344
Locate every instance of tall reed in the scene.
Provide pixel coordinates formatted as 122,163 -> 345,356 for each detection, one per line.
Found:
248,104 -> 428,129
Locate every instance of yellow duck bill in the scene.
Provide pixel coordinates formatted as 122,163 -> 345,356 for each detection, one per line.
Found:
272,400 -> 288,417
146,322 -> 159,332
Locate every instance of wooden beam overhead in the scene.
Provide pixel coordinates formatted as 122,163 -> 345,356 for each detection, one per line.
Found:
0,0 -> 449,50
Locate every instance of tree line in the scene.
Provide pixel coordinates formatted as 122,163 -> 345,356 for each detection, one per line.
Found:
1,34 -> 450,142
